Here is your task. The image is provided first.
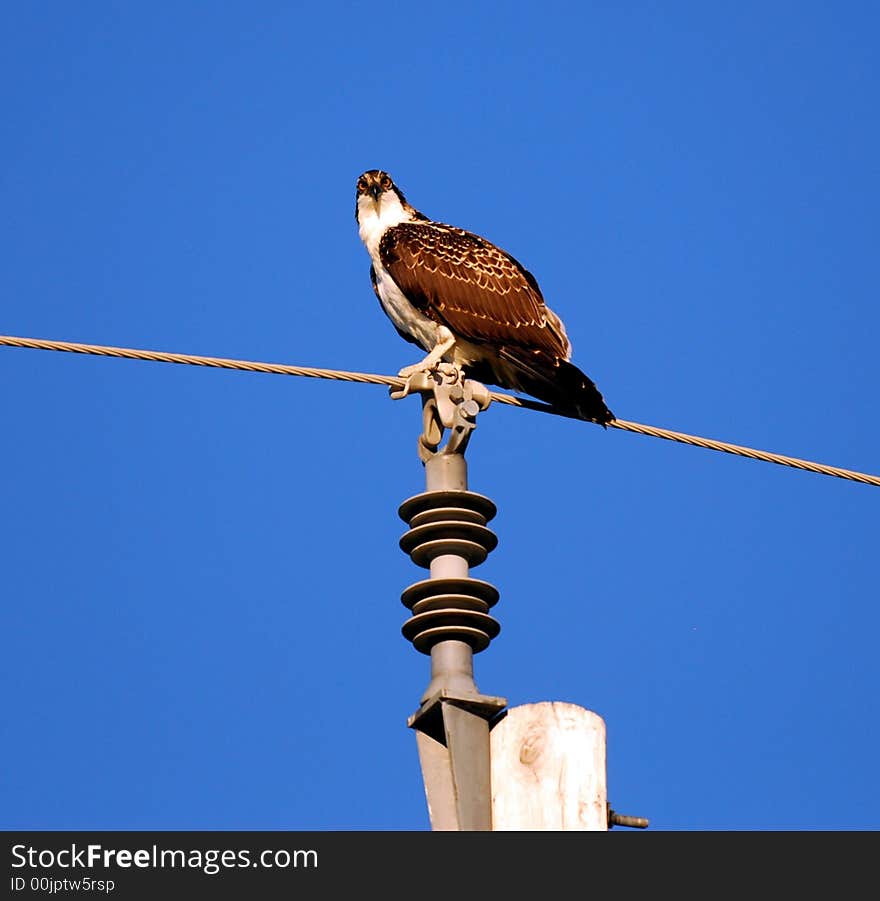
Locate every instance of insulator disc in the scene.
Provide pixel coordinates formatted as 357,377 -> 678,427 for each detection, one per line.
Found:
398,490 -> 497,526
400,521 -> 497,566
401,577 -> 500,609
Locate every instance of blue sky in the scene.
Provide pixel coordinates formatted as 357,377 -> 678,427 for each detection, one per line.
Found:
2,2 -> 877,830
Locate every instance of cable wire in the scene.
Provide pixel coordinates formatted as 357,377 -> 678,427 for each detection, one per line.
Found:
1,334 -> 877,487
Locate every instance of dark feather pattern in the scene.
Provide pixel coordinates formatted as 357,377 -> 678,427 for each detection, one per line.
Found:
379,222 -> 569,359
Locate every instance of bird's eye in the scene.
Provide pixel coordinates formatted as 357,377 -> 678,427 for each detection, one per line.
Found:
381,175 -> 392,189
357,178 -> 367,192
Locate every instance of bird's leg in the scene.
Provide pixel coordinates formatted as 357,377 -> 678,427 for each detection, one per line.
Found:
398,328 -> 457,379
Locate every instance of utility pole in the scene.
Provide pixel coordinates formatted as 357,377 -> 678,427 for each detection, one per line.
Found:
391,367 -> 647,831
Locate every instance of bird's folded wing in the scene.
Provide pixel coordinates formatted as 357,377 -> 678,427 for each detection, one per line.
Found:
379,222 -> 571,359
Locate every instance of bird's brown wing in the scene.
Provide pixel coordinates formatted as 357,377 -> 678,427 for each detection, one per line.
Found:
379,222 -> 571,359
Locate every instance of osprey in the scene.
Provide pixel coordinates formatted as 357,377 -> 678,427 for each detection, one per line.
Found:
355,169 -> 614,424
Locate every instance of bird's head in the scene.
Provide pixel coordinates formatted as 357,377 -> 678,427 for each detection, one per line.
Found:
357,169 -> 396,201
355,170 -> 421,251
355,169 -> 414,224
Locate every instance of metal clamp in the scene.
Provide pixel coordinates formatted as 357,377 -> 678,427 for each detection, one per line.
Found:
390,364 -> 492,462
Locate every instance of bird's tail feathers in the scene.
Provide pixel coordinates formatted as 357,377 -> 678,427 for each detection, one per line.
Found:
496,348 -> 615,425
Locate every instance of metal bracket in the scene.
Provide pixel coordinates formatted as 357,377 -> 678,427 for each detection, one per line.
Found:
390,364 -> 492,462
409,689 -> 507,831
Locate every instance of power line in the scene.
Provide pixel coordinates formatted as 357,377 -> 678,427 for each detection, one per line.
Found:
1,333 -> 877,488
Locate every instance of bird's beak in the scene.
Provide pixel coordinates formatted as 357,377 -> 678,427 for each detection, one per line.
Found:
369,184 -> 382,202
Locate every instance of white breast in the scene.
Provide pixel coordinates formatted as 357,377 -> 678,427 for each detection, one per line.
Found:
372,264 -> 440,351
358,192 -> 440,351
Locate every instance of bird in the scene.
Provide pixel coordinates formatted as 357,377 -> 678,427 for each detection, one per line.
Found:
355,169 -> 614,424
